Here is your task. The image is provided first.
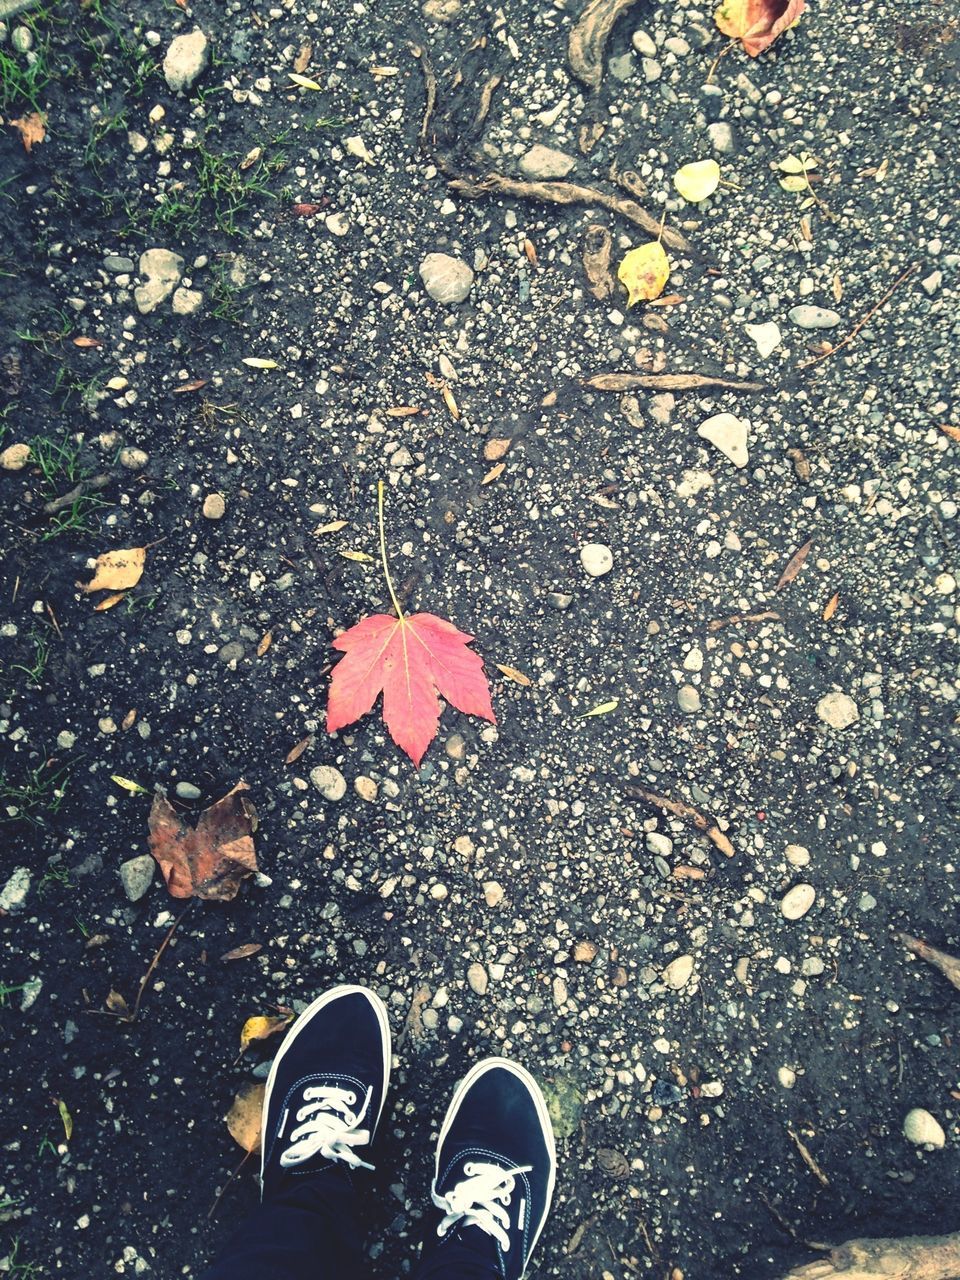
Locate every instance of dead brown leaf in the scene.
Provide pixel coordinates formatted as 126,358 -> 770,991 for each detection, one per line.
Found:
173,378 -> 208,394
399,984 -> 432,1047
121,708 -> 137,731
292,202 -> 323,216
220,943 -> 263,962
385,406 -> 421,417
482,462 -> 505,485
583,372 -> 765,392
786,446 -> 812,481
775,538 -> 813,591
442,384 -> 460,420
294,41 -> 313,74
822,592 -> 840,621
257,630 -> 273,656
79,547 -> 146,595
284,734 -> 313,764
495,663 -> 532,687
787,1124 -> 829,1187
938,423 -> 960,442
147,782 -> 258,901
707,609 -> 782,632
105,989 -> 130,1016
523,237 -> 538,266
93,591 -> 128,611
582,223 -> 615,301
832,272 -> 843,303
73,336 -> 102,349
226,1083 -> 265,1153
596,1147 -> 630,1179
10,112 -> 46,153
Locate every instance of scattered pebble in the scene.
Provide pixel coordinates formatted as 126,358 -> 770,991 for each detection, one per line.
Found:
0,867 -> 31,913
172,286 -> 203,316
119,447 -> 149,470
662,954 -> 694,990
0,442 -> 31,471
744,321 -> 782,358
789,305 -> 841,330
482,881 -> 504,907
580,543 -> 613,577
175,781 -> 201,800
163,28 -> 209,93
120,854 -> 155,902
467,962 -> 488,995
518,144 -> 575,181
816,691 -> 859,729
781,884 -> 816,920
677,685 -> 701,713
311,765 -> 347,801
419,253 -> 474,304
135,248 -> 184,315
354,775 -> 378,802
903,1108 -> 946,1149
698,413 -> 749,468
778,1066 -> 797,1089
202,493 -> 226,520
573,940 -> 598,963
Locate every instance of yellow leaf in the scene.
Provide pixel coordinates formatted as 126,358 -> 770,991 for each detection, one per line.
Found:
239,1014 -> 292,1054
822,592 -> 839,621
226,1082 -> 265,1153
315,520 -> 348,535
779,175 -> 808,193
716,0 -> 806,57
288,72 -> 323,90
93,591 -> 128,611
673,159 -> 721,203
111,775 -> 149,795
56,1098 -> 73,1142
617,242 -> 670,307
106,989 -> 130,1016
79,547 -> 146,594
939,423 -> 960,442
242,357 -> 278,369
482,462 -> 505,485
579,697 -> 620,718
495,663 -> 532,687
340,549 -> 373,563
442,385 -> 460,420
257,630 -> 273,656
10,111 -> 46,153
832,272 -> 843,303
385,406 -> 421,417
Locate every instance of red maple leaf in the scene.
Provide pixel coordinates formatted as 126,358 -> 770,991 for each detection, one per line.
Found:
714,0 -> 805,57
327,612 -> 495,767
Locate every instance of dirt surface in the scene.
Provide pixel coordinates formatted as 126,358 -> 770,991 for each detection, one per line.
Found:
1,0 -> 958,1276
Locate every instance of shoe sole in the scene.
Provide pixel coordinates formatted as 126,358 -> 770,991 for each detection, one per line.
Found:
435,1056 -> 557,1277
260,983 -> 392,1187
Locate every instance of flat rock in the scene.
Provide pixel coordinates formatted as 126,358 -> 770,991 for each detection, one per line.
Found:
202,493 -> 226,520
119,447 -> 149,470
311,765 -> 347,801
781,883 -> 816,920
662,954 -> 694,990
172,287 -> 203,316
903,1108 -> 946,1148
0,866 -> 31,913
163,28 -> 209,93
419,253 -> 474,304
744,321 -> 782,358
467,962 -> 488,995
120,854 -> 155,902
1,442 -> 31,471
698,413 -> 749,468
135,248 -> 184,314
677,685 -> 701,713
789,305 -> 841,330
707,122 -> 737,154
816,690 -> 859,729
518,144 -> 575,180
580,543 -> 613,577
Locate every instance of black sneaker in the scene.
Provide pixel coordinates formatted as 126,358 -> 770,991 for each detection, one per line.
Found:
425,1057 -> 556,1280
260,984 -> 391,1199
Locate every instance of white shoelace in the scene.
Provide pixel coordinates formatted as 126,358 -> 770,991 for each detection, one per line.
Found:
432,1160 -> 532,1253
279,1084 -> 375,1172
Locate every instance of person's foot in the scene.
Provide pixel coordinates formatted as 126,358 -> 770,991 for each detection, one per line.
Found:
425,1057 -> 556,1280
260,984 -> 391,1199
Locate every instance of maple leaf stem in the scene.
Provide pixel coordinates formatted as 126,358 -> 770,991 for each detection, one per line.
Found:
377,480 -> 405,621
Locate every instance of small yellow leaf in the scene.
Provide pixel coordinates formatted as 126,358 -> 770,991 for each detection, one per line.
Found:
239,1014 -> 292,1054
111,775 -> 149,795
93,591 -> 128,611
579,697 -> 620,718
442,385 -> 460,421
385,406 -> 421,417
482,462 -> 505,485
495,663 -> 532,687
257,630 -> 273,657
673,159 -> 721,203
340,549 -> 373,563
242,357 -> 278,369
315,520 -> 348,535
226,1082 -> 266,1153
832,272 -> 843,303
938,423 -> 960,442
288,72 -> 323,90
779,175 -> 808,193
779,152 -> 818,174
79,547 -> 146,594
106,989 -> 130,1016
617,242 -> 670,307
56,1098 -> 73,1142
822,592 -> 840,621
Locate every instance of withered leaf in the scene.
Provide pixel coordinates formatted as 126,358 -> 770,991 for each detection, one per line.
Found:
121,708 -> 137,731
775,538 -> 813,591
220,943 -> 263,962
285,734 -> 313,764
79,547 -> 147,595
315,520 -> 348,535
147,782 -> 258,901
173,378 -> 208,394
495,663 -> 532,687
293,41 -> 313,74
257,630 -> 273,657
10,112 -> 46,153
93,591 -> 128,611
442,385 -> 460,421
292,202 -> 323,216
523,237 -> 538,266
786,447 -> 812,481
226,1083 -> 265,1153
596,1147 -> 630,1179
240,1014 -> 292,1053
73,336 -> 101,349
939,423 -> 960,442
106,989 -> 130,1016
707,609 -> 782,633
482,462 -> 505,485
582,223 -> 615,301
822,592 -> 839,622
385,406 -> 421,418
56,1098 -> 73,1142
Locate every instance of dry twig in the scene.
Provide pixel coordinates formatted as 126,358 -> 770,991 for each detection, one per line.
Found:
624,785 -> 734,857
584,372 -> 764,392
43,473 -> 112,515
898,932 -> 960,993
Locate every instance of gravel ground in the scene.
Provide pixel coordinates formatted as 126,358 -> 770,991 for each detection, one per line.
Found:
1,0 -> 958,1277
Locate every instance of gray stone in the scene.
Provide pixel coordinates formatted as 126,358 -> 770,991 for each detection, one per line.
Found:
707,122 -> 737,155
677,685 -> 701,713
631,29 -> 656,56
135,248 -> 184,314
19,977 -> 42,1011
119,447 -> 149,470
921,270 -> 942,297
662,954 -> 694,990
163,28 -> 209,93
816,690 -> 859,729
104,254 -> 135,273
607,52 -> 635,81
419,253 -> 474,304
10,24 -> 32,51
202,493 -> 226,520
311,765 -> 347,801
0,866 -> 31,913
698,412 -> 749,468
646,832 -> 673,857
218,641 -> 245,664
467,962 -> 488,995
518,144 -> 575,181
175,781 -> 202,800
641,57 -> 662,83
789,305 -> 841,330
580,543 -> 613,577
119,854 -> 155,902
547,592 -> 573,610
172,287 -> 203,316
325,212 -> 350,237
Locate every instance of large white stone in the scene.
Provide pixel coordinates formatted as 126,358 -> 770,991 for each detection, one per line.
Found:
781,883 -> 816,920
518,144 -> 575,180
816,691 -> 859,729
903,1108 -> 946,1148
163,28 -> 209,93
419,253 -> 474,304
698,413 -> 749,468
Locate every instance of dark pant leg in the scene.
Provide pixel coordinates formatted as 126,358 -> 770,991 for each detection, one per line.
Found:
409,1226 -> 501,1280
200,1166 -> 366,1280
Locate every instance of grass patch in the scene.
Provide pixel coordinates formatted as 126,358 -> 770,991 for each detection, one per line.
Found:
143,137 -> 290,238
0,761 -> 70,826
